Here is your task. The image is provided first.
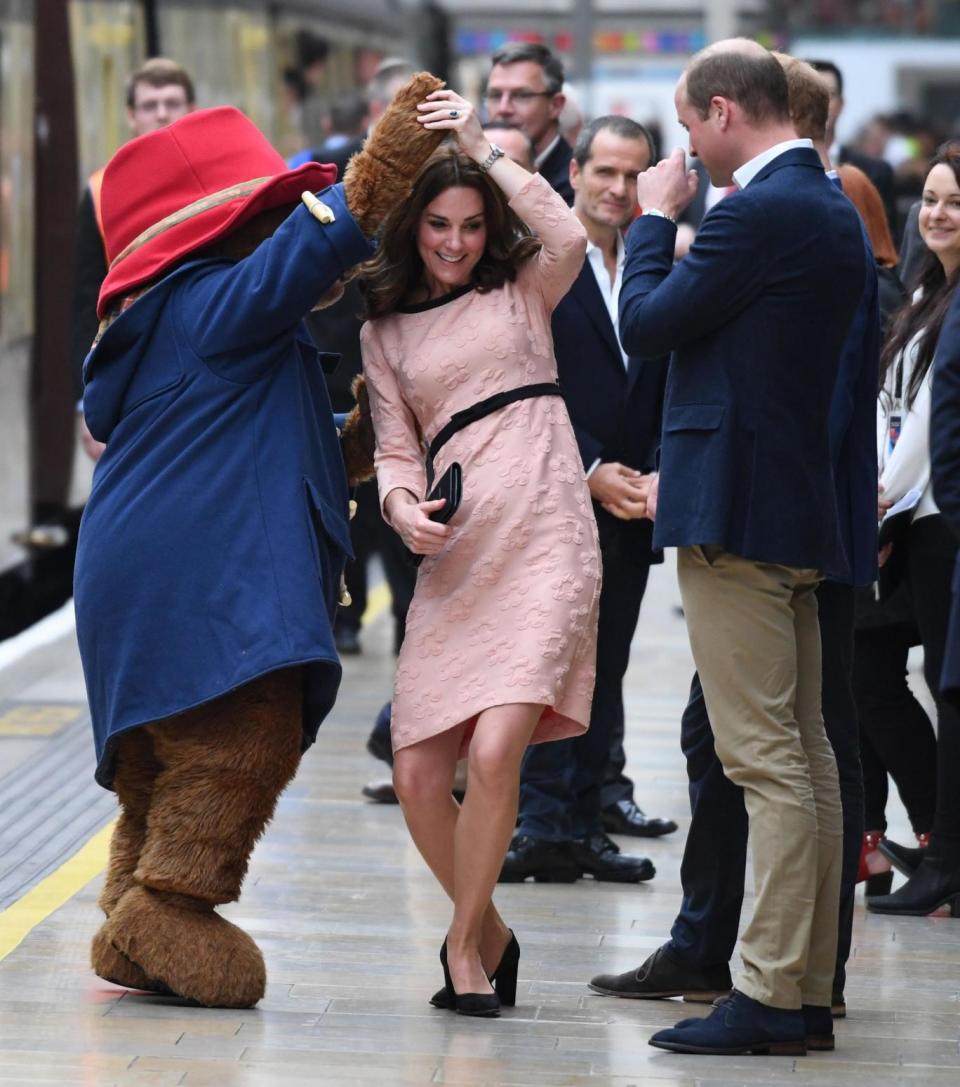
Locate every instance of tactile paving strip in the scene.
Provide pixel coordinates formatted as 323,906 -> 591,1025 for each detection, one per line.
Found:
0,712 -> 114,910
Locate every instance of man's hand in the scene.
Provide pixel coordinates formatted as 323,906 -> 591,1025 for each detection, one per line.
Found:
636,148 -> 699,221
645,473 -> 659,521
591,463 -> 653,521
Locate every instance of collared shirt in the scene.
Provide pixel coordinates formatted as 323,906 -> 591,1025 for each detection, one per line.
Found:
535,133 -> 562,170
733,138 -> 814,190
585,233 -> 628,369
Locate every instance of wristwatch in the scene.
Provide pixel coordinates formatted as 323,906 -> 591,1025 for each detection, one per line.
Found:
644,207 -> 677,224
478,143 -> 505,173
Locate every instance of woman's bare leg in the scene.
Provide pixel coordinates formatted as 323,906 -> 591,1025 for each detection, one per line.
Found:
446,703 -> 543,994
393,725 -> 512,973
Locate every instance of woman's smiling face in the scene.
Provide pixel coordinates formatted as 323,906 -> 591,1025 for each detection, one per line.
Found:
919,162 -> 960,276
416,185 -> 487,297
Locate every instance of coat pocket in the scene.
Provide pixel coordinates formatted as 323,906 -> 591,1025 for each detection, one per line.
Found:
303,478 -> 353,618
664,403 -> 726,432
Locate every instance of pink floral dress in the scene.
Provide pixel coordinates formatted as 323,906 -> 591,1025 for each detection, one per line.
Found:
361,173 -> 600,754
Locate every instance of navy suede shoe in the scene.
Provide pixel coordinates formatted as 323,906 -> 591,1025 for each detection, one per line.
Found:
649,989 -> 806,1055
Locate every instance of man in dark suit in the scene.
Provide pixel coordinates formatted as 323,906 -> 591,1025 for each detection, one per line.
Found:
807,59 -> 897,232
590,54 -> 880,1038
500,116 -> 673,885
614,40 -> 866,1055
484,42 -> 573,204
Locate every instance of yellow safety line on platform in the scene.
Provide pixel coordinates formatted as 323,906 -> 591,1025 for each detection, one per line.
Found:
0,583 -> 392,964
0,821 -> 115,962
361,580 -> 391,627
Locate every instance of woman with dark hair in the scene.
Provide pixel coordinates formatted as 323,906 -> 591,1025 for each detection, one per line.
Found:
360,89 -> 597,1014
865,146 -> 960,916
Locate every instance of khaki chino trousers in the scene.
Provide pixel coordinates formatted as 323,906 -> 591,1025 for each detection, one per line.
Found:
677,545 -> 843,1009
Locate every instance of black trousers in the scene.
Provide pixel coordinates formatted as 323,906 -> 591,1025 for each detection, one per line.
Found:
666,581 -> 862,997
517,523 -> 651,841
854,619 -> 937,834
905,516 -> 960,843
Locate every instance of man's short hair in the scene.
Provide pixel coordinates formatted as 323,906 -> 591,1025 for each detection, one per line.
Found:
806,59 -> 844,98
126,57 -> 195,109
685,49 -> 790,126
773,54 -> 829,143
329,91 -> 368,136
488,42 -> 564,95
366,58 -> 417,108
573,116 -> 654,168
481,119 -> 535,150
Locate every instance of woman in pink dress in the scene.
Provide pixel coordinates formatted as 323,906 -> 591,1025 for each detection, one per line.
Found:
360,88 -> 599,1016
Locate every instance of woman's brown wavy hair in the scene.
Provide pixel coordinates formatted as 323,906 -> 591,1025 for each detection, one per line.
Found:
880,144 -> 960,407
360,145 -> 541,320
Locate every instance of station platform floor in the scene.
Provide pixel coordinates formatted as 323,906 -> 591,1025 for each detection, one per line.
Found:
0,561 -> 958,1086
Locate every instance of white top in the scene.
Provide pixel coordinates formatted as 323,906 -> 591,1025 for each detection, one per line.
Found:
585,233 -> 628,369
877,304 -> 939,521
733,138 -> 814,190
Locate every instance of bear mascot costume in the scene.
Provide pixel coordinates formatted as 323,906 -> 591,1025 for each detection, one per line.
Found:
74,73 -> 444,1007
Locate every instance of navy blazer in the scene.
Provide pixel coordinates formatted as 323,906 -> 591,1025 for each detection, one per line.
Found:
931,288 -> 960,704
552,258 -> 668,561
540,136 -> 574,205
619,148 -> 866,578
75,184 -> 371,787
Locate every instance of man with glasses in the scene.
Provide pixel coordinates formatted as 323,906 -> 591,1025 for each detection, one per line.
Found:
485,42 -> 573,204
72,58 -> 196,459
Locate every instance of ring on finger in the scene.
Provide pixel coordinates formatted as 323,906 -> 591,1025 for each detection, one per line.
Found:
449,109 -> 459,118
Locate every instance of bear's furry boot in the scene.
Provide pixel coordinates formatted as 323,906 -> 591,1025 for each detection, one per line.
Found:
91,727 -> 170,993
92,669 -> 302,1007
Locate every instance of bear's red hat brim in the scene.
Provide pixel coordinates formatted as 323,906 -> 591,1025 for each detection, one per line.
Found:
97,107 -> 339,318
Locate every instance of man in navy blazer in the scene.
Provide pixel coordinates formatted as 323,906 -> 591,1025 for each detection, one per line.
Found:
501,117 -> 672,885
591,55 -> 879,1040
615,40 -> 866,1056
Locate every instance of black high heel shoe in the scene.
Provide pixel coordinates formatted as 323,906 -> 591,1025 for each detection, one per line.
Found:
435,939 -> 501,1017
430,932 -> 519,1009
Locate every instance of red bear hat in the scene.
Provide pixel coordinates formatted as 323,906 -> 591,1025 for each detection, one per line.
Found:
97,106 -> 338,318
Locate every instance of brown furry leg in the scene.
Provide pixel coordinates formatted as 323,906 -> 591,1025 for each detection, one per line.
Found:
103,669 -> 303,1008
91,727 -> 169,992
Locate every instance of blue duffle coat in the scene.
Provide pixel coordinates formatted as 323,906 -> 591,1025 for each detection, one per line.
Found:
75,184 -> 370,788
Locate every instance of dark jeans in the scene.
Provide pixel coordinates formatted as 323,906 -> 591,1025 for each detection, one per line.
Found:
666,581 -> 862,997
517,527 -> 650,842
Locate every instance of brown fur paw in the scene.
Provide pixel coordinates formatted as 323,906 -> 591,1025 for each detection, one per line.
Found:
343,71 -> 446,236
91,923 -> 171,994
104,886 -> 266,1008
341,375 -> 375,485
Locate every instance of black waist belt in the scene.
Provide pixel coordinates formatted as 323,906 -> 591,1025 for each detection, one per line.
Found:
426,382 -> 562,486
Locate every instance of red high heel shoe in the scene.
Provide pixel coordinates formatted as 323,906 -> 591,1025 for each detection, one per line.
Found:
858,830 -> 893,896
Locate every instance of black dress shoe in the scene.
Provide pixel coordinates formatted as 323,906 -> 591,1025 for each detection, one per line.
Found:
602,799 -> 678,838
867,856 -> 960,916
589,945 -> 732,1001
498,836 -> 581,883
335,625 -> 362,655
569,834 -> 655,883
365,704 -> 393,766
361,779 -> 398,803
878,838 -> 925,878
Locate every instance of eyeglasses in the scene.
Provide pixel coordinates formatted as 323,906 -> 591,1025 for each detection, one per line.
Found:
133,96 -> 189,114
484,90 -> 554,105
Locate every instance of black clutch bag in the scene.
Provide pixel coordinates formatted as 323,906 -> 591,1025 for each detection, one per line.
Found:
409,462 -> 462,567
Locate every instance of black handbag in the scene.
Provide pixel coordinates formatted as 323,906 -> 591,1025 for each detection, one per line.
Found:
409,462 -> 462,568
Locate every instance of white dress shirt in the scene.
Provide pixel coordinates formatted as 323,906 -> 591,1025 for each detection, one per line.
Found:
733,138 -> 814,190
585,233 -> 628,369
